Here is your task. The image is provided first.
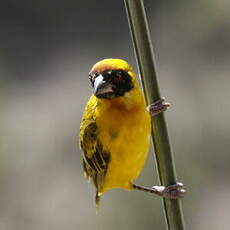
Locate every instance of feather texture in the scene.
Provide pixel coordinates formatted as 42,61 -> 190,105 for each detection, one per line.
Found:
79,59 -> 151,205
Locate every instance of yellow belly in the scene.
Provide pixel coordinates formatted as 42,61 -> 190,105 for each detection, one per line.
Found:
96,99 -> 151,193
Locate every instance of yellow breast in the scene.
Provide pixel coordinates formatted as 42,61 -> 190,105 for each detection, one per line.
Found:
95,90 -> 151,193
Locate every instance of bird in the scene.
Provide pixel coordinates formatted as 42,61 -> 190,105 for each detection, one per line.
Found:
79,58 -> 185,206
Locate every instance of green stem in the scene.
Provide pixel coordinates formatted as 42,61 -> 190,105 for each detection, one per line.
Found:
124,1 -> 186,229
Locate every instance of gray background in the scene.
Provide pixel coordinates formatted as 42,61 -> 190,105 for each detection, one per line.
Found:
1,0 -> 230,229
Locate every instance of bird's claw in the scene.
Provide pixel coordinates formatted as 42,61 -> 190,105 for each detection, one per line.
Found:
152,182 -> 186,199
147,97 -> 170,116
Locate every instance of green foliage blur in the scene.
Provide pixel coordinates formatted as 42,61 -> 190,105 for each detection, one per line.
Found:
1,0 -> 230,230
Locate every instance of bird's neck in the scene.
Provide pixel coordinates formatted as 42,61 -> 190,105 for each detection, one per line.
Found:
100,88 -> 146,112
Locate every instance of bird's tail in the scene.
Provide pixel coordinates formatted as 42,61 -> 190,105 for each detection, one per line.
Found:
95,191 -> 101,212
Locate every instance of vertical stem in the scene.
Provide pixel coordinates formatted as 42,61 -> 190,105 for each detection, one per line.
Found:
124,1 -> 186,230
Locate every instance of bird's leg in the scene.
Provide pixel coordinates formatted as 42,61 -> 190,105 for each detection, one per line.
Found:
147,97 -> 170,116
144,98 -> 185,198
132,182 -> 186,199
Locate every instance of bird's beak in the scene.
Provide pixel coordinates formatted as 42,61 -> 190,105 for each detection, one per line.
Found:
93,74 -> 114,98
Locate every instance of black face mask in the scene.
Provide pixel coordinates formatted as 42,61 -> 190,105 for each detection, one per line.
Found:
89,69 -> 134,99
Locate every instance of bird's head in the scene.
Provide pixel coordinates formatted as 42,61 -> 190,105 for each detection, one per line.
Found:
89,59 -> 139,99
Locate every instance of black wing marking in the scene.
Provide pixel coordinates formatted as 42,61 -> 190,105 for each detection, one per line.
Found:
80,119 -> 110,204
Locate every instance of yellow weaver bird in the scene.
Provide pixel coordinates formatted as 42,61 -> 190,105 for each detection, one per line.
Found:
79,59 -> 185,205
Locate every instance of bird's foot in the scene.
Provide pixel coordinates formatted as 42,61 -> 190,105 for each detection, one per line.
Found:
152,182 -> 186,199
133,182 -> 186,199
147,97 -> 170,116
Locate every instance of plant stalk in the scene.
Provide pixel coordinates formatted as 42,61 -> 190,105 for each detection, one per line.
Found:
124,0 -> 186,229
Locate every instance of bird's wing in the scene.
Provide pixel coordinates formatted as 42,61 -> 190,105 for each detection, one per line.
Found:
79,99 -> 110,203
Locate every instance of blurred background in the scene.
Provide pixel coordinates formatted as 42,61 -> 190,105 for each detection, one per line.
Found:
1,0 -> 230,229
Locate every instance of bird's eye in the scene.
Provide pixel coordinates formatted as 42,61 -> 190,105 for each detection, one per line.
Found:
89,75 -> 93,82
114,71 -> 123,82
89,73 -> 97,83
